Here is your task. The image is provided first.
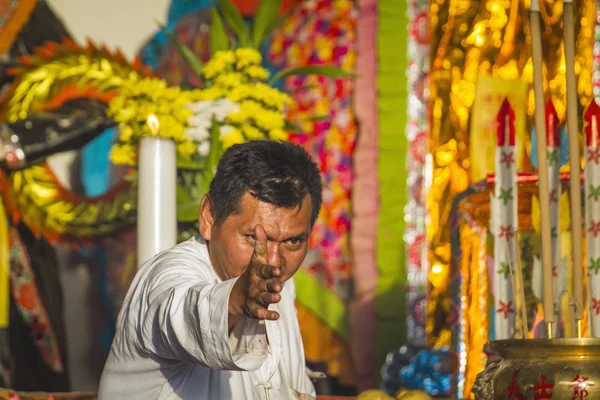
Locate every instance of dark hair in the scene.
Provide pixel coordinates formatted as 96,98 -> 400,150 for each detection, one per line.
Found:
209,140 -> 323,226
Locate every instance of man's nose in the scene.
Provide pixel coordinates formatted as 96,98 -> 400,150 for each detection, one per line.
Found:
267,241 -> 283,267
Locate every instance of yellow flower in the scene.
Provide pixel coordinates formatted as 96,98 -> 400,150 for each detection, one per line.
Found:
249,83 -> 293,111
110,144 -> 136,166
244,65 -> 269,81
227,110 -> 248,124
157,114 -> 180,139
215,72 -> 244,88
204,51 -> 236,79
242,125 -> 265,140
268,128 -> 289,142
213,50 -> 236,65
235,48 -> 262,69
253,108 -> 285,131
118,125 -> 134,142
173,107 -> 193,124
226,84 -> 251,102
177,141 -> 197,158
220,128 -> 245,149
239,99 -> 263,115
194,86 -> 224,101
111,104 -> 138,123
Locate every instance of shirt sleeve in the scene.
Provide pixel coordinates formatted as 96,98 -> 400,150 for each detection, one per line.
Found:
136,254 -> 269,371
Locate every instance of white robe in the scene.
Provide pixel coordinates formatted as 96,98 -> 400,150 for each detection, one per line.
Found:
98,236 -> 316,400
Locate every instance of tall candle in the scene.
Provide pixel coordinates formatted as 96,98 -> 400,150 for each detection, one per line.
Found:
584,101 -> 600,337
493,99 -> 519,339
137,114 -> 177,267
563,0 -> 584,334
530,0 -> 555,331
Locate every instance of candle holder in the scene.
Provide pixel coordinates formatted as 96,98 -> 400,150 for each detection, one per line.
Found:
472,338 -> 600,399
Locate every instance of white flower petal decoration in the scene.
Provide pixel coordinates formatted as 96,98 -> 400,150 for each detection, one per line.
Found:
186,99 -> 241,144
197,141 -> 210,157
219,125 -> 234,137
184,127 -> 211,142
186,100 -> 214,114
188,115 -> 212,130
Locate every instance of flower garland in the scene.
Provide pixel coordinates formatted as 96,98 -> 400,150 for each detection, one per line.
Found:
108,48 -> 293,167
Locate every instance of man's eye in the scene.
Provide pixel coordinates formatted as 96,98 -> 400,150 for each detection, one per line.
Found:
287,238 -> 301,245
246,235 -> 256,241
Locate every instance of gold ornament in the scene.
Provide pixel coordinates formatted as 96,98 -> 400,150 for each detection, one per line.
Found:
356,389 -> 394,400
0,39 -> 151,242
395,389 -> 432,400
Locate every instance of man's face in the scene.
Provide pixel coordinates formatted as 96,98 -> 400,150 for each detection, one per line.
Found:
199,191 -> 312,282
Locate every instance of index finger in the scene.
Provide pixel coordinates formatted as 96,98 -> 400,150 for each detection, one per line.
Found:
254,262 -> 281,280
253,224 -> 268,260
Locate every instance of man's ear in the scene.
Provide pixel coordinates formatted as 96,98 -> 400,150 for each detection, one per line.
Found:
199,194 -> 214,240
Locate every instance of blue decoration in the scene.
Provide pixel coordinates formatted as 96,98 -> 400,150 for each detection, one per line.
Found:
80,127 -> 116,197
168,0 -> 214,25
380,346 -> 453,397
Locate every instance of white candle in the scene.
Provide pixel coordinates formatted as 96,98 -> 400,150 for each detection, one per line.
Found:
137,115 -> 177,267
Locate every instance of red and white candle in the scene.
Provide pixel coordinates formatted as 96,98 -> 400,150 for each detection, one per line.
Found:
492,99 -> 518,339
584,99 -> 600,336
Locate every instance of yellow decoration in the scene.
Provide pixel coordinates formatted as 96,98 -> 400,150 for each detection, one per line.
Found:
0,43 -> 296,241
205,49 -> 292,145
459,223 -> 489,398
428,0 -> 595,349
107,77 -> 195,165
295,302 -> 354,386
220,128 -> 245,149
109,48 -> 295,163
469,76 -> 528,182
0,40 -> 146,241
395,390 -> 433,400
356,389 -> 394,400
109,143 -> 137,166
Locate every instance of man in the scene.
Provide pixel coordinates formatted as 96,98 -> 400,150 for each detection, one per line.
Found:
98,140 -> 322,399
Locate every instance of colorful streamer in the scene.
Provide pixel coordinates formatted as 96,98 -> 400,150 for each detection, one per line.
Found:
269,0 -> 357,385
404,0 -> 430,347
8,228 -> 63,372
450,180 -> 492,399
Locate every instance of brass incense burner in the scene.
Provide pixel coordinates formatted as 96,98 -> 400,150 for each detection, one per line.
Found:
472,339 -> 600,399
